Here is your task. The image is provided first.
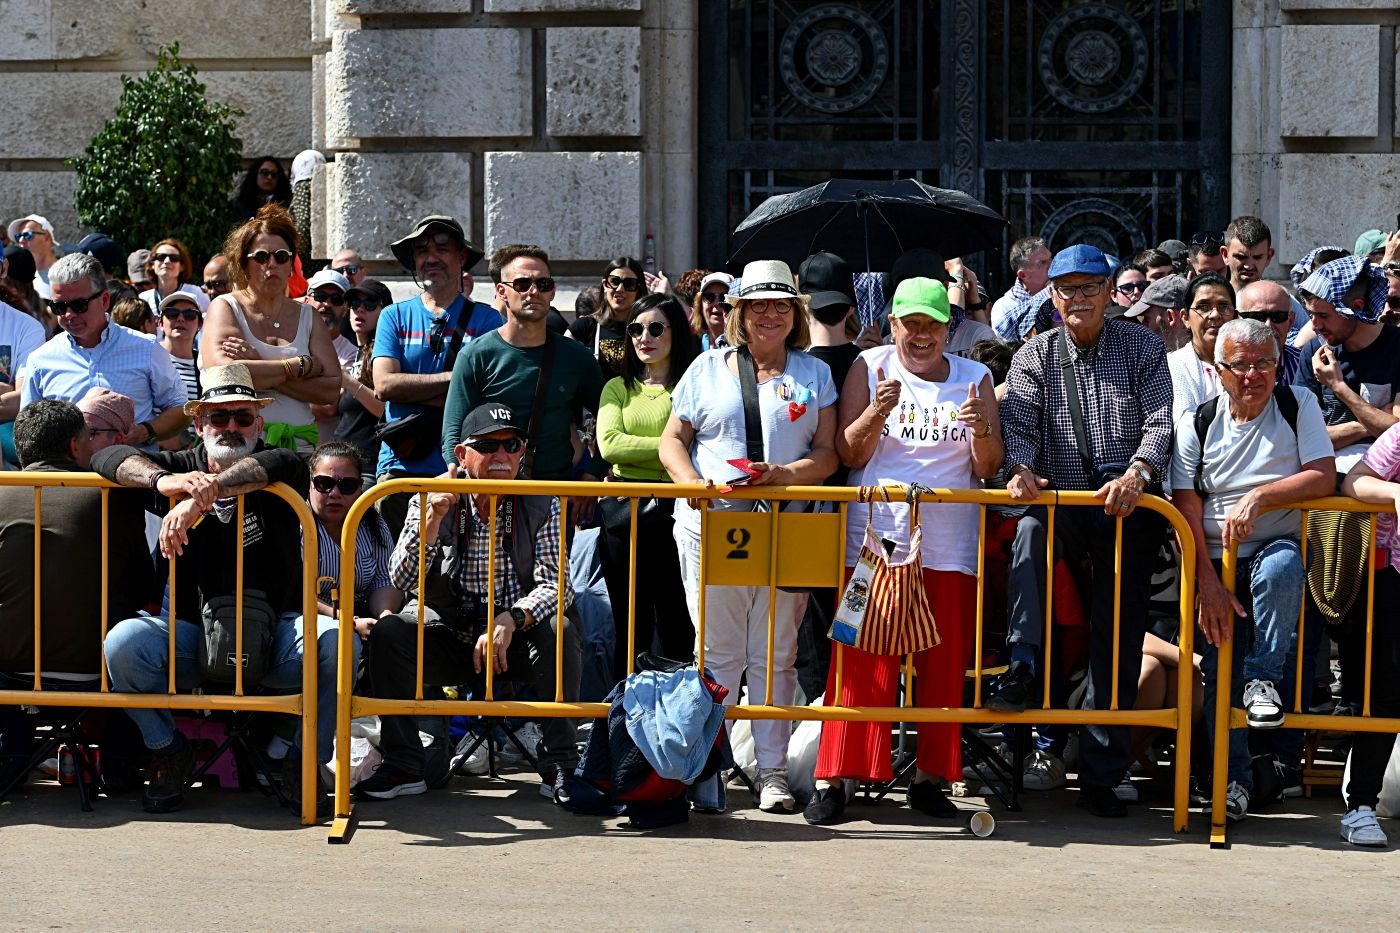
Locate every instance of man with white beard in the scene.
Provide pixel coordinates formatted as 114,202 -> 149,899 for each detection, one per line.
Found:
94,363 -> 355,816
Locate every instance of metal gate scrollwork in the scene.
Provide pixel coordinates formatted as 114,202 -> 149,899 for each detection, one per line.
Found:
779,4 -> 891,115
1037,5 -> 1150,115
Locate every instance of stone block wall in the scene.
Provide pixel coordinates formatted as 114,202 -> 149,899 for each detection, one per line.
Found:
1233,2 -> 1400,266
316,0 -> 696,276
0,0 -> 314,251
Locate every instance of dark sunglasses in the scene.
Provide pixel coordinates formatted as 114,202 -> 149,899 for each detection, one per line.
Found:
152,252 -> 182,264
48,291 -> 105,315
1240,310 -> 1291,324
604,275 -> 641,293
1189,230 -> 1224,248
502,276 -> 556,294
627,321 -> 668,338
701,291 -> 731,308
203,279 -> 229,291
1115,281 -> 1147,293
463,438 -> 523,454
312,290 -> 346,306
348,297 -> 381,312
205,409 -> 258,428
333,264 -> 362,276
162,307 -> 201,322
258,168 -> 280,179
246,249 -> 294,265
311,474 -> 363,495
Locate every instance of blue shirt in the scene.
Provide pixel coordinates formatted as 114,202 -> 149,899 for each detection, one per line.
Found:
371,295 -> 502,475
20,317 -> 187,423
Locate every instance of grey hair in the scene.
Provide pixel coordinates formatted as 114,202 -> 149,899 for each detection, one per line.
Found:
1214,317 -> 1277,365
47,253 -> 107,293
1009,236 -> 1046,271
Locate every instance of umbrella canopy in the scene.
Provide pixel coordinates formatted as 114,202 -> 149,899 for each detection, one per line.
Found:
727,178 -> 1007,273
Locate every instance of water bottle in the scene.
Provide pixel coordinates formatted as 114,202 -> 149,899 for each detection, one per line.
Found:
643,232 -> 657,274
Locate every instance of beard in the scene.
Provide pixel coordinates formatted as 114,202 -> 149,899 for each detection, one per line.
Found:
206,431 -> 253,468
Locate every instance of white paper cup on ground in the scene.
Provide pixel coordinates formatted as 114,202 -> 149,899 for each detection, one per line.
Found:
969,810 -> 995,837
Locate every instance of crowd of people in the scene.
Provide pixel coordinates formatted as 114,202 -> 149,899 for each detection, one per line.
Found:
2,178 -> 1399,849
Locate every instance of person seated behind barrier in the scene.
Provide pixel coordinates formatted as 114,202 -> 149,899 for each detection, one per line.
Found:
353,404 -> 580,801
1170,318 -> 1335,824
803,277 -> 1002,825
988,243 -> 1174,819
1336,422 -> 1400,847
95,364 -> 351,814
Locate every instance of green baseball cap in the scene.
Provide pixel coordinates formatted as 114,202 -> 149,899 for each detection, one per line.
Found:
890,276 -> 950,323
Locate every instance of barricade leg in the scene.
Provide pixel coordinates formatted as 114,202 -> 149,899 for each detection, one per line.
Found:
1341,567 -> 1400,813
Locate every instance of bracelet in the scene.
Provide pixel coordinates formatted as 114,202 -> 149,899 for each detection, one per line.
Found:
972,424 -> 992,439
281,357 -> 297,380
870,400 -> 891,418
149,469 -> 171,490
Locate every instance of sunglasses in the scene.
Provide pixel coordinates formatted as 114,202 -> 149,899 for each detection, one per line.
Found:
258,168 -> 280,179
205,409 -> 258,428
702,291 -> 732,310
16,231 -> 40,242
203,279 -> 229,291
162,307 -> 201,322
605,275 -> 641,293
1190,230 -> 1224,248
153,253 -> 182,264
348,297 -> 381,312
463,438 -> 524,454
246,249 -> 294,265
627,321 -> 668,339
311,474 -> 363,495
1115,280 -> 1147,294
48,291 -> 105,315
1240,310 -> 1291,324
333,264 -> 363,276
502,276 -> 556,294
312,290 -> 346,306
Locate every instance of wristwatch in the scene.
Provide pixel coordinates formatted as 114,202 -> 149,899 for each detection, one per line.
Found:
509,607 -> 529,631
1130,463 -> 1153,486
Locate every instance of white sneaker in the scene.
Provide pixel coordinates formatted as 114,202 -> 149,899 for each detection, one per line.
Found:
758,768 -> 795,812
1113,777 -> 1139,803
497,722 -> 543,767
1243,679 -> 1285,728
1341,806 -> 1389,847
1023,750 -> 1066,791
1225,781 -> 1249,823
450,740 -> 490,776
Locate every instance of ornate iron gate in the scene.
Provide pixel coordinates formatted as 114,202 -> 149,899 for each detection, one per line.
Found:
698,0 -> 1231,288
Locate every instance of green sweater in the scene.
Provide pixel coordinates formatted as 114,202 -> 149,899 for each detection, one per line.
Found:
597,377 -> 673,481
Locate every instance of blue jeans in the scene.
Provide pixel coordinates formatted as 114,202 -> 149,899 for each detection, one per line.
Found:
104,612 -> 357,764
1200,537 -> 1303,791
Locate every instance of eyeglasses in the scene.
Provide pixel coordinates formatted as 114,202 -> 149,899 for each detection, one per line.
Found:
627,321 -> 669,339
162,307 -> 200,322
1190,230 -> 1224,248
311,291 -> 346,306
246,249 -> 294,265
48,291 -> 105,315
16,231 -> 39,242
502,276 -> 556,294
702,291 -> 732,310
604,275 -> 641,293
87,427 -> 120,438
311,475 -> 363,495
348,297 -> 381,312
205,409 -> 259,428
203,279 -> 229,292
463,438 -> 524,454
1115,281 -> 1147,294
1217,357 -> 1278,377
258,168 -> 279,179
153,253 -> 182,264
333,264 -> 362,276
1189,303 -> 1234,319
1051,282 -> 1106,299
748,299 -> 793,315
1240,310 -> 1291,324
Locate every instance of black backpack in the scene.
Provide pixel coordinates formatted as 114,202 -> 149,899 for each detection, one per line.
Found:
1191,386 -> 1300,498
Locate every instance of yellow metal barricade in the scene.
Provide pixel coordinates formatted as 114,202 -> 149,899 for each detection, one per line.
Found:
330,478 -> 1198,843
0,473 -> 321,825
1210,497 -> 1398,848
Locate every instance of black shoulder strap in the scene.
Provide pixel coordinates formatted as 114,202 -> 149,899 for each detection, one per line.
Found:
1273,385 -> 1300,436
737,346 -> 765,463
1057,326 -> 1095,478
1192,395 -> 1222,497
442,299 -> 469,372
521,332 -> 558,480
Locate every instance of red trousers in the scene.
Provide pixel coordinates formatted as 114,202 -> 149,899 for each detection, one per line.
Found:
814,568 -> 977,784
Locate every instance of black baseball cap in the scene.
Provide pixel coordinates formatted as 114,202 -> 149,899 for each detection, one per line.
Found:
346,278 -> 393,308
460,404 -> 527,440
76,233 -> 125,273
798,251 -> 856,312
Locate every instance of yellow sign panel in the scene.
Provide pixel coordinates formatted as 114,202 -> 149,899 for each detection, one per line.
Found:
703,509 -> 845,588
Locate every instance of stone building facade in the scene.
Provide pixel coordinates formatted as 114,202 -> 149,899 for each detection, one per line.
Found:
2,1 -> 1398,282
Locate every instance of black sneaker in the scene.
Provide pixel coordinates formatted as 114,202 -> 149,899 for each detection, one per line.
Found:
282,751 -> 333,818
352,763 -> 427,800
908,779 -> 958,817
1076,784 -> 1127,818
984,662 -> 1034,713
803,785 -> 848,825
142,733 -> 194,814
1251,753 -> 1281,805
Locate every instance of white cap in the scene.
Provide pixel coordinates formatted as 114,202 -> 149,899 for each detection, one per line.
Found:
699,271 -> 733,292
306,268 -> 350,294
8,214 -> 58,246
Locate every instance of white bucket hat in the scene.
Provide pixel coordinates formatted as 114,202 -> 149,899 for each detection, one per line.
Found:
734,259 -> 807,304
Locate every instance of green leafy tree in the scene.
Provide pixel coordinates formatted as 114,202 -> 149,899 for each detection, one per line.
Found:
71,43 -> 244,267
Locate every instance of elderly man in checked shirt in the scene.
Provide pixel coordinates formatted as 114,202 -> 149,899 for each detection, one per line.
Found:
353,404 -> 580,802
987,244 -> 1175,819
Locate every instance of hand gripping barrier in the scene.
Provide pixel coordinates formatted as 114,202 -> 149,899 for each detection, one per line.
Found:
0,473 -> 322,825
1210,497 -> 1397,848
330,478 -> 1198,843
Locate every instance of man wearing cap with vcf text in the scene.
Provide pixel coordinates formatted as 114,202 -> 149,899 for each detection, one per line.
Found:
371,216 -> 502,536
991,243 -> 1174,819
354,403 -> 579,802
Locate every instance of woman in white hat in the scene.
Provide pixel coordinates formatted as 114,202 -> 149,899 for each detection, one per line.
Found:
660,258 -> 839,814
690,271 -> 734,351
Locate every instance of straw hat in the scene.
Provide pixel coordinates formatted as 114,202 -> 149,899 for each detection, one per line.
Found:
734,259 -> 808,304
183,363 -> 275,416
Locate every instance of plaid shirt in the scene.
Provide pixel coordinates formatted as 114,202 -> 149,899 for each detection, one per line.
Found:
1000,318 -> 1174,490
389,491 -> 569,624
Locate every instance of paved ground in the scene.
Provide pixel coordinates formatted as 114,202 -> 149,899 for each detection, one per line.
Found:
1,770 -> 1395,930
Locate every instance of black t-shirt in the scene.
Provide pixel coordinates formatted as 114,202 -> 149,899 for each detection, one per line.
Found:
92,442 -> 311,621
335,380 -> 381,468
807,342 -> 862,488
546,307 -> 569,336
1296,326 -> 1400,426
567,315 -> 628,378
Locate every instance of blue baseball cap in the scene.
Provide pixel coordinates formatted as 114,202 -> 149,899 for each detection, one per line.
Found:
1047,244 -> 1111,280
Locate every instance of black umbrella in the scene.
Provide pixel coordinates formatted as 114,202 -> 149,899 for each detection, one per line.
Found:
727,178 -> 1007,273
